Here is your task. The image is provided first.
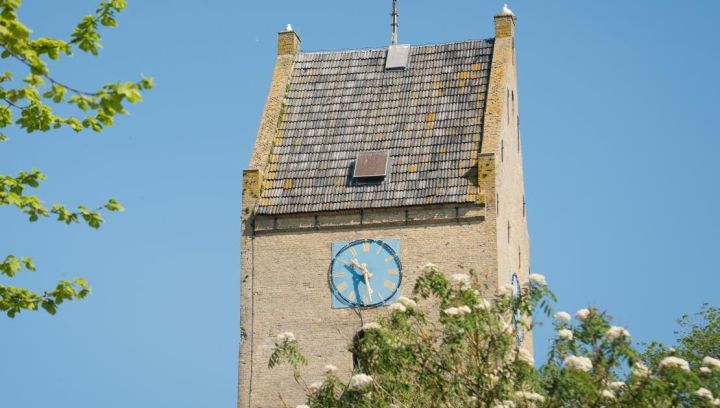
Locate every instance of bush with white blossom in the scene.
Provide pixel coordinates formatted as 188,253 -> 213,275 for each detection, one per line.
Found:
705,356 -> 720,371
554,311 -> 571,322
268,265 -> 720,407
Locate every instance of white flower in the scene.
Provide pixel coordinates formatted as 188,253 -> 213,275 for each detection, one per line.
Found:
422,263 -> 438,273
606,326 -> 631,341
633,362 -> 650,378
558,329 -> 574,340
554,311 -> 571,322
362,322 -> 381,331
488,374 -> 499,386
276,332 -> 296,342
475,299 -> 492,310
494,401 -> 516,408
701,366 -> 713,374
575,308 -> 590,320
499,283 -> 514,297
389,303 -> 407,313
324,364 -> 338,373
450,273 -> 472,289
308,382 -> 323,392
444,305 -> 471,317
444,307 -> 460,316
659,356 -> 690,371
529,273 -> 547,286
712,399 -> 720,407
514,391 -> 545,402
397,296 -> 417,308
696,388 -> 714,400
703,356 -> 720,370
348,373 -> 373,390
518,348 -> 535,365
564,355 -> 593,372
609,381 -> 625,391
669,347 -> 677,353
601,389 -> 615,400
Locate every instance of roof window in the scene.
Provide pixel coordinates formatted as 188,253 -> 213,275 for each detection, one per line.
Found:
385,44 -> 411,70
353,151 -> 390,180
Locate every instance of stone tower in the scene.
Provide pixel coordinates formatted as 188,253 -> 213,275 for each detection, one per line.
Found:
239,7 -> 528,407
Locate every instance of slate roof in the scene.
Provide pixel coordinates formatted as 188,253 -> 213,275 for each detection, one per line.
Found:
257,39 -> 495,215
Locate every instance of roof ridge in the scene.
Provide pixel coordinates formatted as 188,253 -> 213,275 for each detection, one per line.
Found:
298,38 -> 494,56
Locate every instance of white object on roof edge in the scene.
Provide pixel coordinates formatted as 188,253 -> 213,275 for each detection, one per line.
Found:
286,24 -> 293,32
385,44 -> 411,70
499,4 -> 514,17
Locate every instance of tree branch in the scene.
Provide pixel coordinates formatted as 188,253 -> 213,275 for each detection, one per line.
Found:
0,43 -> 100,96
3,98 -> 30,110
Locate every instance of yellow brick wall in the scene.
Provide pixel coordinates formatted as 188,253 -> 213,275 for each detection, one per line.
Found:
241,218 -> 495,407
239,30 -> 299,407
483,14 -> 532,348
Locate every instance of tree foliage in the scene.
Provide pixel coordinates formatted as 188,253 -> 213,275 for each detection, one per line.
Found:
643,304 -> 720,374
270,265 -> 720,407
0,0 -> 151,317
675,305 -> 720,368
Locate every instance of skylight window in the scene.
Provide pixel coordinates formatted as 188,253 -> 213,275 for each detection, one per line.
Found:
354,151 -> 390,179
385,44 -> 411,70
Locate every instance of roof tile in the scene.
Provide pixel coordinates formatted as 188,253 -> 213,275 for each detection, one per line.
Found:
257,39 -> 494,215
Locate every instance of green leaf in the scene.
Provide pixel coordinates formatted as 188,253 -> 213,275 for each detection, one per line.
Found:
41,300 -> 57,315
140,76 -> 155,90
104,198 -> 124,212
20,257 -> 36,272
0,0 -> 146,321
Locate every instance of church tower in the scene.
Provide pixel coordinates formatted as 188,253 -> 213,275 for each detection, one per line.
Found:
239,5 -> 528,407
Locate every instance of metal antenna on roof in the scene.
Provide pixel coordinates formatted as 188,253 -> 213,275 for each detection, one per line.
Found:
391,0 -> 399,45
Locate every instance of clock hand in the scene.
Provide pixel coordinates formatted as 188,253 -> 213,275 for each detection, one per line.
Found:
351,258 -> 363,272
351,259 -> 373,277
361,262 -> 374,301
352,259 -> 374,302
358,262 -> 372,278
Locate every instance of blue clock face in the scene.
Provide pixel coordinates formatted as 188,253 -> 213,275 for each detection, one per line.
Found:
330,239 -> 402,308
511,273 -> 525,342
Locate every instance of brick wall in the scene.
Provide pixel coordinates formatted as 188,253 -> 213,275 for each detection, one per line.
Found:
482,13 -> 532,348
242,217 -> 494,407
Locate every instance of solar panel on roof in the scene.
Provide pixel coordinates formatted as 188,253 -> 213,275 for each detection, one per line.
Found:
385,44 -> 411,70
354,151 -> 390,179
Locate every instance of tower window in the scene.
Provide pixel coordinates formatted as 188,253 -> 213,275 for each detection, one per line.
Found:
517,115 -> 520,152
507,221 -> 511,244
501,139 -> 504,162
518,247 -> 521,269
506,89 -> 510,124
523,195 -> 526,217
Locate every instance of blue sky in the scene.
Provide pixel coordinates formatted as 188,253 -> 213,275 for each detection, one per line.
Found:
1,1 -> 719,406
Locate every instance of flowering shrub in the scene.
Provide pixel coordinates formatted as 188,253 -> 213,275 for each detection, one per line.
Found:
269,265 -> 720,407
